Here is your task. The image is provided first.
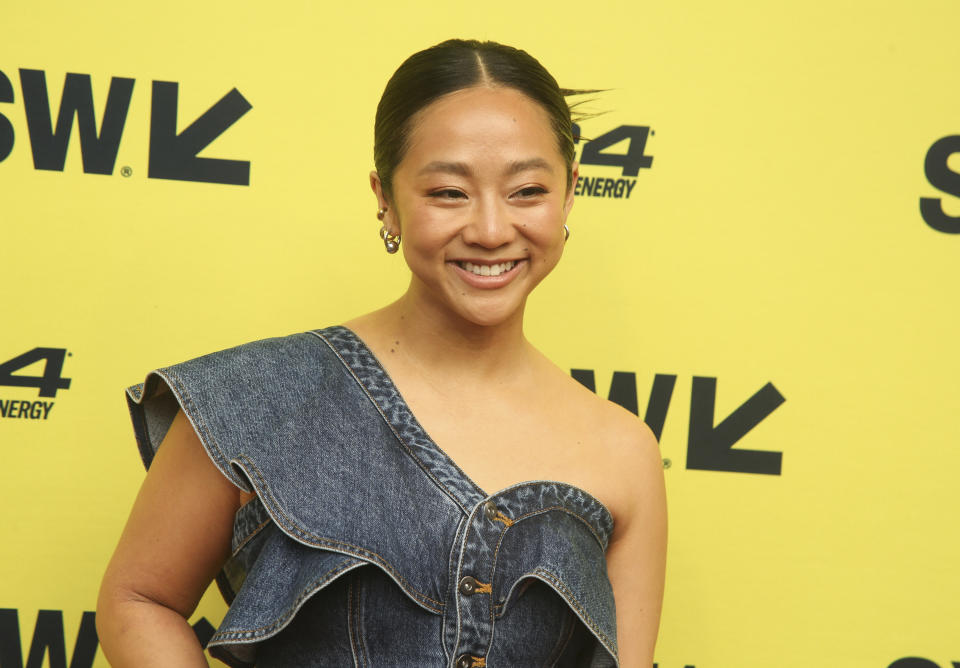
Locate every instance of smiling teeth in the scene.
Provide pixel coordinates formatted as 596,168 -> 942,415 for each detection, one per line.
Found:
459,260 -> 517,277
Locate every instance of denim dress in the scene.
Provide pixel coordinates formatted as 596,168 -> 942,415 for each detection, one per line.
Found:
125,326 -> 619,667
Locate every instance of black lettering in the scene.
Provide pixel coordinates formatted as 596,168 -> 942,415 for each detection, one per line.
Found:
687,377 -> 785,475
17,401 -> 30,418
0,348 -> 72,398
0,70 -> 14,162
643,374 -> 677,443
570,369 -> 637,414
579,125 -> 654,177
570,369 -> 595,391
613,180 -> 625,198
19,69 -> 134,174
8,400 -> 20,415
0,609 -> 98,668
0,399 -> 9,417
601,178 -> 615,197
608,371 -> 638,414
888,660 -> 941,668
148,81 -> 252,185
920,135 -> 960,234
574,176 -> 583,196
570,369 -> 676,438
0,609 -> 24,668
624,179 -> 637,198
42,401 -> 54,419
192,617 -> 215,648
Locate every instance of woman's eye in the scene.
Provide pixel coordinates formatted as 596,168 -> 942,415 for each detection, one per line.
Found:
514,186 -> 548,198
428,189 -> 467,199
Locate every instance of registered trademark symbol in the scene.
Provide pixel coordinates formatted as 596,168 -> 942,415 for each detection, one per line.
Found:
662,458 -> 671,469
121,166 -> 132,177
67,352 -> 72,357
650,129 -> 655,136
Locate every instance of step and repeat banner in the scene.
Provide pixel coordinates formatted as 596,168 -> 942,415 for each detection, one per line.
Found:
2,1 -> 957,667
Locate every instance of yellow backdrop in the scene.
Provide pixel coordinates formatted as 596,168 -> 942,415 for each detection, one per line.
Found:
2,1 -> 958,666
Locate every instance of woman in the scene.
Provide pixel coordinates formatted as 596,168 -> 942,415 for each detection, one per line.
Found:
97,39 -> 667,667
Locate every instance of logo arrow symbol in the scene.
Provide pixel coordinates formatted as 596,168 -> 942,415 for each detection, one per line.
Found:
148,81 -> 251,185
687,376 -> 785,475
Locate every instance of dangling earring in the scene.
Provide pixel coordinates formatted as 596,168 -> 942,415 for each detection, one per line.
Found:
377,207 -> 400,253
563,224 -> 570,241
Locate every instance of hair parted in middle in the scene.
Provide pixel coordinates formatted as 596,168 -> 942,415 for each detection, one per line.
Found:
373,38 -> 600,202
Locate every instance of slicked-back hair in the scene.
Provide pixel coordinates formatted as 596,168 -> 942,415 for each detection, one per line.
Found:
374,39 -> 581,201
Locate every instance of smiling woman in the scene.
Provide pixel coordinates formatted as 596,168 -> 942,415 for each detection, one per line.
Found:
373,84 -> 575,328
97,39 -> 666,668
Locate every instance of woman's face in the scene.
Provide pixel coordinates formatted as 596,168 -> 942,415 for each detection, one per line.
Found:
373,85 -> 577,329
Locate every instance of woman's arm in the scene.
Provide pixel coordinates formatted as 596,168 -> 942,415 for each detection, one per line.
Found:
605,418 -> 668,667
96,408 -> 253,667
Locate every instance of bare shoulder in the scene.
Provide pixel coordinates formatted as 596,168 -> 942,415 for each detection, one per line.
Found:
551,360 -> 660,458
545,362 -> 663,534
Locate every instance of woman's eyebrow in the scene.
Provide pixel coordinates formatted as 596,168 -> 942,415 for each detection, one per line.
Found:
505,158 -> 553,175
417,158 -> 553,177
418,161 -> 471,176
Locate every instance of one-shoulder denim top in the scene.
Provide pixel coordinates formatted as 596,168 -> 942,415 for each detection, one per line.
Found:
125,326 -> 618,667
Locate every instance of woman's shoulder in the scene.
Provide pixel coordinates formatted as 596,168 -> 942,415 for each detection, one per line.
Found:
166,329 -> 330,368
536,354 -> 662,527
132,329 -> 345,395
538,351 -> 659,450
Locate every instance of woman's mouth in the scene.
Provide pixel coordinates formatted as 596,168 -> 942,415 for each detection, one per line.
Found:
455,260 -> 518,277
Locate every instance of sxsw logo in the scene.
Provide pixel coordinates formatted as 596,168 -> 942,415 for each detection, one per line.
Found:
574,369 -> 785,476
921,135 -> 960,234
0,68 -> 251,185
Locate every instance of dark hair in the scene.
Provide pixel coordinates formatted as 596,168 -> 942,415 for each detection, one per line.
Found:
374,39 -> 590,201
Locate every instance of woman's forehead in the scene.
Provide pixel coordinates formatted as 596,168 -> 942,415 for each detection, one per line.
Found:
401,86 -> 562,171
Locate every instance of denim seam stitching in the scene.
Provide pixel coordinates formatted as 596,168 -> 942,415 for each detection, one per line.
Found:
347,576 -> 361,668
490,505 -> 607,618
451,500 -> 487,660
209,558 -> 366,641
531,567 -> 618,663
442,515 -> 468,664
483,521 -> 509,659
510,504 -> 606,553
150,369 -> 246,491
236,453 -> 445,612
231,517 -> 272,558
311,328 -> 480,514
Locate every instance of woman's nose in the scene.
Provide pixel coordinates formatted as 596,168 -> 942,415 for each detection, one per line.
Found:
461,198 -> 515,248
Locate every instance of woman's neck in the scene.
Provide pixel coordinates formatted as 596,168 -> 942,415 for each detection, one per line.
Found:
344,291 -> 535,383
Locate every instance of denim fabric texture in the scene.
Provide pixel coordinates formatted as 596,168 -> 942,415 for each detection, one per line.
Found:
125,326 -> 619,667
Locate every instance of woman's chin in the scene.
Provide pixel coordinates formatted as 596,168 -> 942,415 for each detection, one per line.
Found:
453,300 -> 526,329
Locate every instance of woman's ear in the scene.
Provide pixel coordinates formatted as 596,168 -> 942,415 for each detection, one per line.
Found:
370,171 -> 388,210
370,171 -> 399,235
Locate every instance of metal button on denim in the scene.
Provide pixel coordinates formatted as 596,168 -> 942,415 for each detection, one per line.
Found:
125,326 -> 620,667
458,575 -> 479,596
